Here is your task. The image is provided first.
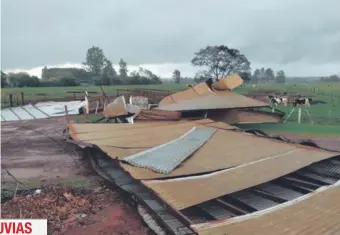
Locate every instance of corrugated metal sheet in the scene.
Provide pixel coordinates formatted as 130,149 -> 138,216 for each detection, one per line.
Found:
103,96 -> 129,117
68,119 -> 337,183
157,92 -> 268,112
142,148 -> 337,210
124,127 -> 216,174
133,109 -> 181,121
1,101 -> 82,121
212,74 -> 243,91
120,130 -> 298,180
208,109 -> 283,124
192,184 -> 340,235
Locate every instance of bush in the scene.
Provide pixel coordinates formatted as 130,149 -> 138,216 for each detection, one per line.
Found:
59,77 -> 80,86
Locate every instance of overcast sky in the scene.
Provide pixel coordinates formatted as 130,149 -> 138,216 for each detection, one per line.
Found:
1,0 -> 340,77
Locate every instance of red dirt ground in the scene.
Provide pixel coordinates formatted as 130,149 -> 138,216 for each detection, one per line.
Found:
1,118 -> 97,189
62,204 -> 148,235
1,118 -> 149,234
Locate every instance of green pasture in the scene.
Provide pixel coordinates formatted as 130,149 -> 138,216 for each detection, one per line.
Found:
1,82 -> 340,127
1,84 -> 186,102
235,123 -> 340,137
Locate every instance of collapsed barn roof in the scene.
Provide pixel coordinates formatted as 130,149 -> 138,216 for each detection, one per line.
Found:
67,118 -> 339,234
65,76 -> 340,234
157,75 -> 268,111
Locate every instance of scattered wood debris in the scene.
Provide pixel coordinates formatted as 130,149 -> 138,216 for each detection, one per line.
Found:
1,185 -> 118,234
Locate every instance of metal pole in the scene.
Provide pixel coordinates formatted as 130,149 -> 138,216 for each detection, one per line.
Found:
21,92 -> 24,105
95,101 -> 99,114
298,108 -> 301,124
283,108 -> 295,123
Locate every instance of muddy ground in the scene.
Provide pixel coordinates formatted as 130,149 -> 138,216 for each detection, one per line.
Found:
1,118 -> 94,189
1,118 -> 149,234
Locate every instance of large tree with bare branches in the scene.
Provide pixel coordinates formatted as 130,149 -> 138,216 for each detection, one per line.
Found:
191,45 -> 251,81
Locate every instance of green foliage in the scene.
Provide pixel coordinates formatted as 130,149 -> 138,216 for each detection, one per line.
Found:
8,72 -> 40,87
191,45 -> 251,81
276,70 -> 286,83
264,68 -> 275,83
238,71 -> 252,81
118,58 -> 128,79
320,74 -> 340,82
59,77 -> 80,86
42,67 -> 90,83
172,69 -> 181,84
126,67 -> 162,85
252,68 -> 283,84
1,71 -> 8,87
83,46 -> 106,75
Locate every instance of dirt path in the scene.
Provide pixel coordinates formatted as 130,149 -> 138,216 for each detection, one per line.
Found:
1,118 -> 149,234
1,118 -> 97,189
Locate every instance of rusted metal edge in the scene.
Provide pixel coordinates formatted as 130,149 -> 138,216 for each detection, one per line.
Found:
88,147 -> 197,235
66,139 -> 93,148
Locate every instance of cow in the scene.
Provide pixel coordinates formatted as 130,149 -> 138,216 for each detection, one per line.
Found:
268,95 -> 288,107
293,98 -> 312,107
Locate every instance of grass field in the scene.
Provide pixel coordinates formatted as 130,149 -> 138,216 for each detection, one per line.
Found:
234,123 -> 340,137
1,82 -> 340,133
0,84 -> 186,101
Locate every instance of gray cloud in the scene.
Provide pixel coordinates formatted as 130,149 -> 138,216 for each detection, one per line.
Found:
1,0 -> 340,76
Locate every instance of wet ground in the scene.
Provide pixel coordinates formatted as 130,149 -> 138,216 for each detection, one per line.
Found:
1,118 -> 94,189
1,118 -> 149,234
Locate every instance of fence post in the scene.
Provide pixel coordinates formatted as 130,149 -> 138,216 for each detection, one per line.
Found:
21,92 -> 24,105
9,94 -> 13,107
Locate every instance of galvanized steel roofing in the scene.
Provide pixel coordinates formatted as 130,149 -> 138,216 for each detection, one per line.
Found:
123,127 -> 217,174
192,182 -> 340,235
143,147 -> 336,210
157,92 -> 268,112
1,101 -> 83,121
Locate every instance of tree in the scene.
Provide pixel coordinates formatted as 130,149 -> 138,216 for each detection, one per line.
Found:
172,70 -> 181,84
264,68 -> 275,83
252,69 -> 261,83
59,77 -> 80,86
259,67 -> 265,83
83,46 -> 106,76
1,71 -> 8,87
239,71 -> 252,81
118,58 -> 128,79
328,74 -> 340,82
191,45 -> 251,81
276,70 -> 286,83
100,59 -> 119,85
7,72 -> 40,87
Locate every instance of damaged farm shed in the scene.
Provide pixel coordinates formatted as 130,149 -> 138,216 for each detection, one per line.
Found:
65,75 -> 340,235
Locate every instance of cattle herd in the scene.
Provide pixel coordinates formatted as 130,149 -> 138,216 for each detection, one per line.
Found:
268,95 -> 312,108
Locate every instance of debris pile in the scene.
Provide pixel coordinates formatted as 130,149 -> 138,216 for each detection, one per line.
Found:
1,185 -> 117,234
65,76 -> 340,235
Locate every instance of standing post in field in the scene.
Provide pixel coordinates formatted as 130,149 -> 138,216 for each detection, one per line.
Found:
95,100 -> 99,114
64,105 -> 70,123
9,94 -> 13,107
21,92 -> 24,105
298,108 -> 301,124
